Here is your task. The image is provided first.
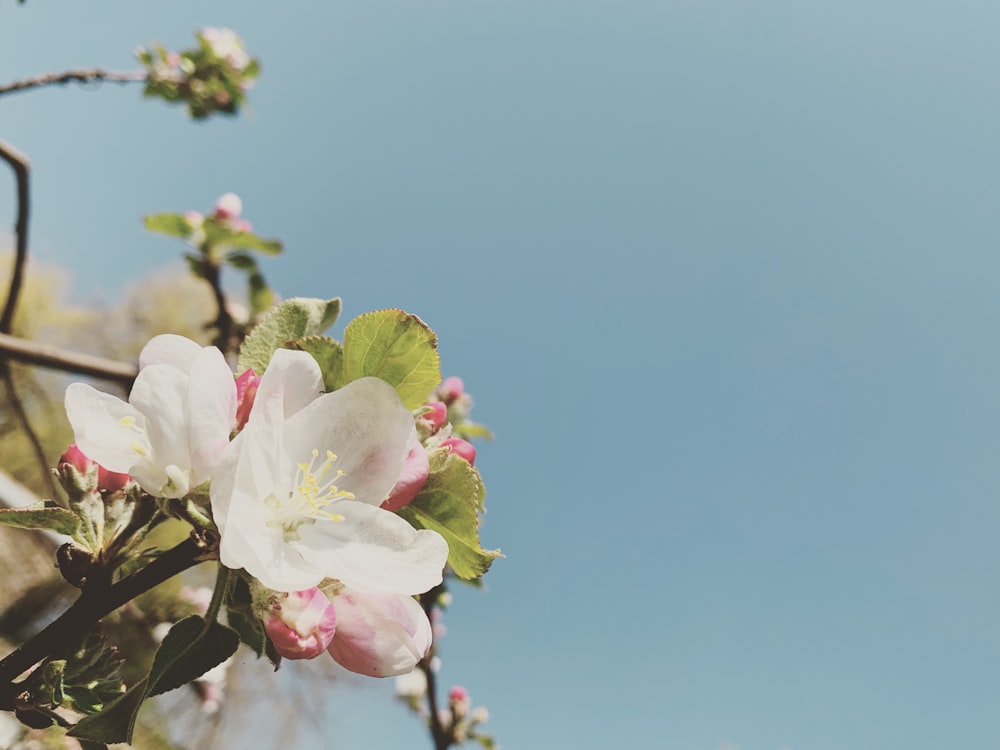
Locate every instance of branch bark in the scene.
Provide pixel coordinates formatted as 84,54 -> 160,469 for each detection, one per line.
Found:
0,69 -> 145,99
0,333 -> 136,385
0,139 -> 30,335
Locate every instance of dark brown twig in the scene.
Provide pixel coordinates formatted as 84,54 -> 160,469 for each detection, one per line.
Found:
419,584 -> 452,750
0,139 -> 30,335
0,69 -> 145,99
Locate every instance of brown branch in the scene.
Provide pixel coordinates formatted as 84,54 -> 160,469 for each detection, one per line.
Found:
0,140 -> 30,334
419,584 -> 452,750
0,332 -> 136,385
0,69 -> 145,99
0,365 -> 56,497
0,534 -> 211,708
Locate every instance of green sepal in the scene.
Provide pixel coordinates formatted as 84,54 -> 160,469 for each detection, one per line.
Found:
238,297 -> 342,375
454,421 -> 495,441
143,213 -> 193,239
291,335 -> 344,393
339,309 -> 441,409
0,503 -> 82,539
398,453 -> 501,580
67,678 -> 147,745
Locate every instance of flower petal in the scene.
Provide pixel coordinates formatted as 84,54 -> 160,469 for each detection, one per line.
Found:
251,348 -> 324,425
327,590 -> 432,677
64,383 -> 149,474
283,377 -> 415,506
296,502 -> 448,595
138,334 -> 203,373
129,364 -> 192,471
186,346 -> 238,484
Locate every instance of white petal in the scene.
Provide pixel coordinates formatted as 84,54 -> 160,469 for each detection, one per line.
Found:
64,383 -> 149,474
296,502 -> 448,595
186,346 -> 237,484
129,365 -> 192,471
251,348 -> 324,424
139,334 -> 204,373
283,377 -> 414,505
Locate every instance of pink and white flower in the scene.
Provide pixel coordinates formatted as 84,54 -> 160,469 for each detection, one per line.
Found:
64,335 -> 236,498
210,349 -> 448,594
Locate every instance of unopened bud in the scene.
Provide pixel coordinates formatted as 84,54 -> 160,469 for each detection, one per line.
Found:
439,437 -> 476,466
437,376 -> 465,404
234,368 -> 261,431
382,439 -> 429,512
214,192 -> 243,219
422,402 -> 448,433
263,588 -> 337,660
59,444 -> 130,494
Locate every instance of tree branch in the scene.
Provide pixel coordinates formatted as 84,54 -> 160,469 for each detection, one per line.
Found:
0,140 -> 30,335
0,69 -> 145,99
419,584 -> 452,750
0,534 -> 212,709
0,332 -> 136,385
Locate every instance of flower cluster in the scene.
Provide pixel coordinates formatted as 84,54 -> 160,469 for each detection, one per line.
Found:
64,334 -> 452,675
136,28 -> 259,119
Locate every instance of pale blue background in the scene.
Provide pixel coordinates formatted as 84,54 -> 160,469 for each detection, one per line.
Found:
2,2 -> 1000,748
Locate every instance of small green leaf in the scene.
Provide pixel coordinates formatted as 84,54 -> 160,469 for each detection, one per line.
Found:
0,505 -> 81,538
238,298 -> 342,375
67,678 -> 148,745
229,231 -> 283,256
147,616 -> 239,697
454,422 -> 495,441
143,213 -> 193,239
225,250 -> 257,271
340,309 -> 441,409
292,335 -> 344,393
248,272 -> 274,317
398,453 -> 501,580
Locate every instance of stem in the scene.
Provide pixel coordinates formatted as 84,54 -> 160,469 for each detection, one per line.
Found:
201,260 -> 238,358
0,535 -> 210,709
419,584 -> 451,750
203,565 -> 231,629
0,69 -> 145,99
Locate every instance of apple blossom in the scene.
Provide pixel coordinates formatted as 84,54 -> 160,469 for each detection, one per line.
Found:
437,376 -> 465,403
421,401 -> 448,433
263,588 -> 337,660
64,334 -> 237,498
210,348 -> 448,594
326,588 -> 432,677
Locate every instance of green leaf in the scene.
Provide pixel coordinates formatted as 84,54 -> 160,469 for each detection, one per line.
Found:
340,309 -> 441,409
238,297 -> 342,375
454,422 -> 495,441
0,504 -> 81,538
147,616 -> 239,697
398,453 -> 501,580
292,335 -> 344,393
225,250 -> 258,271
143,213 -> 193,239
227,608 -> 266,656
68,678 -> 148,745
248,272 -> 274,317
229,231 -> 283,256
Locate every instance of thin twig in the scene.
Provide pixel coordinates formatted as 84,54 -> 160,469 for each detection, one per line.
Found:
0,69 -> 145,99
0,139 -> 30,334
419,584 -> 452,750
0,332 -> 136,385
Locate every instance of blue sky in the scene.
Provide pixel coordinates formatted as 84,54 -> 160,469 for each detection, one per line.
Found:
3,2 -> 1000,748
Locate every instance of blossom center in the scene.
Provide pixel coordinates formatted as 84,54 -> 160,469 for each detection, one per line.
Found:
266,449 -> 354,540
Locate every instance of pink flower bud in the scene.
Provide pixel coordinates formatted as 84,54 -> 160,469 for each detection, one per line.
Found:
440,437 -> 476,466
381,439 -> 429,512
232,218 -> 253,233
327,589 -> 432,677
422,402 -> 448,433
165,51 -> 181,67
438,376 -> 465,404
263,588 -> 337,660
449,685 -> 469,703
59,444 -> 130,494
184,210 -> 204,226
234,368 -> 261,431
214,192 -> 243,219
